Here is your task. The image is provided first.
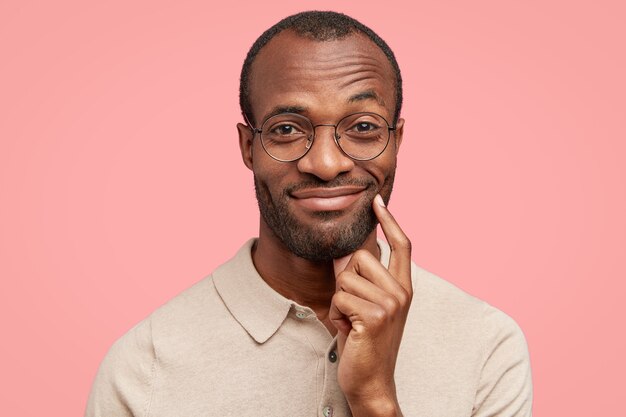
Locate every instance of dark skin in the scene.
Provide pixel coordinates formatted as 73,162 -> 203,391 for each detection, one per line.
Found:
237,30 -> 412,417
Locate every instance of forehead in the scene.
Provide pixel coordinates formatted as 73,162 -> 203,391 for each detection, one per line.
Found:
248,30 -> 396,123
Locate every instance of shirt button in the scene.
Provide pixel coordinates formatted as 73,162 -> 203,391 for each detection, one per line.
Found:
295,311 -> 307,319
322,406 -> 333,417
328,350 -> 337,363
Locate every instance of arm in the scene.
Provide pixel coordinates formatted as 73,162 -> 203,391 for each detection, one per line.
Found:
85,318 -> 157,417
473,307 -> 533,417
330,194 -> 412,417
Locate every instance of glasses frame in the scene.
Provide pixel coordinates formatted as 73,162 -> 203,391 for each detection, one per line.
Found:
245,112 -> 396,162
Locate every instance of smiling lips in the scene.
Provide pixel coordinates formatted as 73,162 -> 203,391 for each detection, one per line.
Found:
290,186 -> 368,211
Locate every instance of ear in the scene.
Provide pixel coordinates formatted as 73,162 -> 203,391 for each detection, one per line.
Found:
393,117 -> 405,154
237,122 -> 254,170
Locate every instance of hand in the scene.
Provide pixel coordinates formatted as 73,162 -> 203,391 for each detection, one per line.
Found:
330,194 -> 413,417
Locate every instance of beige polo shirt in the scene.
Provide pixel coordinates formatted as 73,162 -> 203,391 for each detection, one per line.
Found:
85,239 -> 532,417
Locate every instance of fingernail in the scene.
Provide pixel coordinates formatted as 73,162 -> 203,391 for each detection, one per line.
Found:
375,194 -> 386,207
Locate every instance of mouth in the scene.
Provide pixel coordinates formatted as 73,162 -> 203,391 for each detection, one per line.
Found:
290,185 -> 368,211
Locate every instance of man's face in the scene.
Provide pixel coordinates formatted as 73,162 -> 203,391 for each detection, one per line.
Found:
238,30 -> 404,262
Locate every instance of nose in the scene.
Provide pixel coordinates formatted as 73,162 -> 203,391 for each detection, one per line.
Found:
296,126 -> 355,181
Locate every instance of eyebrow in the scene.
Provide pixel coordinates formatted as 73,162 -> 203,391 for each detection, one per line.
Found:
348,90 -> 386,107
260,90 -> 386,124
261,105 -> 307,123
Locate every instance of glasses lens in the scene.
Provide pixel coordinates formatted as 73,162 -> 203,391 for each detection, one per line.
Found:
261,114 -> 313,161
337,113 -> 390,160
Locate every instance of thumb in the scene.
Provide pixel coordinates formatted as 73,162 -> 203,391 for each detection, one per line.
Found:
333,254 -> 352,278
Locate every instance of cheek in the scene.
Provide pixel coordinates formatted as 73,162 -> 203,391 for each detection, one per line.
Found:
365,154 -> 397,187
253,153 -> 290,197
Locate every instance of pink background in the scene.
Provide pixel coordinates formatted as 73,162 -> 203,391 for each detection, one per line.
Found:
1,0 -> 624,415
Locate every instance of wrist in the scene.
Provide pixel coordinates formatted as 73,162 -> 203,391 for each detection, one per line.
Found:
345,391 -> 402,417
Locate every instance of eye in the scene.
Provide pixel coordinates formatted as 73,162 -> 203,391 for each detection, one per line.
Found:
270,124 -> 303,135
279,125 -> 295,134
346,120 -> 382,136
354,122 -> 376,132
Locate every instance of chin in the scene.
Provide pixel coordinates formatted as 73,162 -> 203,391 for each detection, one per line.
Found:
254,174 -> 393,262
263,201 -> 378,262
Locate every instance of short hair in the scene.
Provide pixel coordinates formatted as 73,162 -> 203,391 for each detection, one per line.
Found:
239,11 -> 403,126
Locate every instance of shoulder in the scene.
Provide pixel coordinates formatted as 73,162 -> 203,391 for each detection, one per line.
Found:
85,317 -> 157,417
410,264 -> 530,362
409,264 -> 491,327
404,264 -> 533,416
410,264 -> 526,338
85,275 -> 220,417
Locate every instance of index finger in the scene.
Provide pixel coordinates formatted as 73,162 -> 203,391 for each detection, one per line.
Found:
373,194 -> 412,291
333,254 -> 352,278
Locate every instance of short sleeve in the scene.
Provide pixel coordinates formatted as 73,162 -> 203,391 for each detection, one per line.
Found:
85,318 -> 157,417
473,305 -> 533,417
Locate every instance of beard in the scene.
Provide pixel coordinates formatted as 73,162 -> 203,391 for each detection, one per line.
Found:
254,173 -> 394,262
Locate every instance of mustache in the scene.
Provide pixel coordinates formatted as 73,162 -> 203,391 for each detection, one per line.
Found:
284,176 -> 376,195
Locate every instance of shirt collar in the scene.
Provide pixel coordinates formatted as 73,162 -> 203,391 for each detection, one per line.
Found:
213,238 -> 392,344
213,239 -> 292,344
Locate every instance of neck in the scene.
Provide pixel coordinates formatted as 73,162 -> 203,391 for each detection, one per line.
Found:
252,219 -> 380,332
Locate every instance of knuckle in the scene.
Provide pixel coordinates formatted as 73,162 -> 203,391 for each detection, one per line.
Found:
370,306 -> 388,324
382,296 -> 401,314
335,272 -> 355,291
397,288 -> 412,306
352,249 -> 370,262
407,286 -> 414,300
392,235 -> 412,252
332,291 -> 346,304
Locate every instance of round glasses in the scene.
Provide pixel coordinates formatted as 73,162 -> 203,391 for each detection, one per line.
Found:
249,112 -> 396,162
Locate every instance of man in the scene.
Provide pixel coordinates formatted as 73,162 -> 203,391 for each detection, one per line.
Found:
86,11 -> 532,417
